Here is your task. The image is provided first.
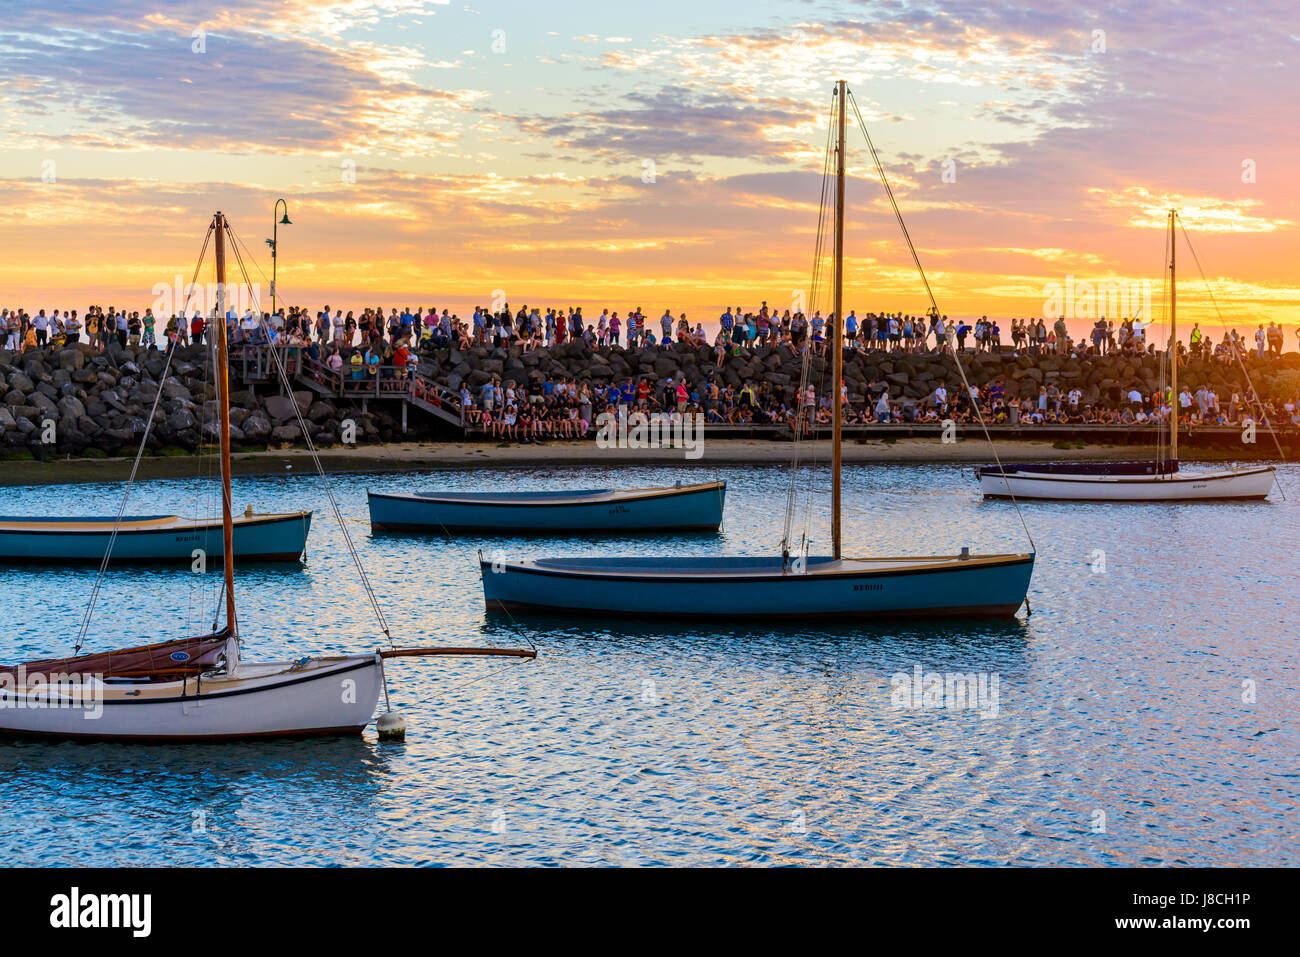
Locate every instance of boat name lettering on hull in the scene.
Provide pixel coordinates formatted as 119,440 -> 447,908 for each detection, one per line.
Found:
854,583 -> 884,592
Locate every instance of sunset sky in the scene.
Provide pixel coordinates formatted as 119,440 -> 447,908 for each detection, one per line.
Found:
1,0 -> 1296,339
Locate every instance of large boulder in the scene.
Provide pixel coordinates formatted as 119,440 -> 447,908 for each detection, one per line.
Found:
241,411 -> 272,440
28,392 -> 58,416
57,395 -> 86,421
166,409 -> 197,433
161,377 -> 191,400
270,424 -> 300,444
263,394 -> 298,423
7,371 -> 35,393
307,400 -> 336,421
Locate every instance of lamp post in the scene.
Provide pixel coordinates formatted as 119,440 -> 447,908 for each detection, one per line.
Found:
266,199 -> 292,319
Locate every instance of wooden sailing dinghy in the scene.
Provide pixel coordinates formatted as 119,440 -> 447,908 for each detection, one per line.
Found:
481,82 -> 1035,621
978,211 -> 1276,502
368,480 -> 725,533
0,212 -> 532,741
0,511 -> 311,563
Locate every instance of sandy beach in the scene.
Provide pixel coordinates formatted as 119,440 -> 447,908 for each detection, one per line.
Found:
0,436 -> 1276,487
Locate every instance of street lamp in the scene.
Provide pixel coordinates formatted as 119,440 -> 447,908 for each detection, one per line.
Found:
266,199 -> 292,319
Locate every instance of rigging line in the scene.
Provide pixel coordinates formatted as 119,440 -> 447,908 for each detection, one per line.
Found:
226,224 -> 532,633
782,90 -> 837,555
1175,213 -> 1290,490
225,226 -> 542,639
800,89 -> 850,553
225,222 -> 395,643
1170,217 -> 1180,470
848,89 -> 1036,554
76,224 -> 215,655
789,101 -> 834,480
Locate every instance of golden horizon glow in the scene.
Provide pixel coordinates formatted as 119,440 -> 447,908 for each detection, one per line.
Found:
1,1 -> 1296,341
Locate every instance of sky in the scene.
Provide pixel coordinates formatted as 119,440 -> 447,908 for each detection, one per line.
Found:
0,0 -> 1297,340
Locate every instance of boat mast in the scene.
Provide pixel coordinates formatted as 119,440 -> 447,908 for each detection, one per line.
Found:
1169,208 -> 1178,465
213,212 -> 238,636
831,79 -> 846,560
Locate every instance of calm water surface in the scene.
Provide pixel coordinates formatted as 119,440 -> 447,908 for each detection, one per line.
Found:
1,460 -> 1296,866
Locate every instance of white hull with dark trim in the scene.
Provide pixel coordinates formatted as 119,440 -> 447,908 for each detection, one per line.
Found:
0,654 -> 382,741
978,465 -> 1275,502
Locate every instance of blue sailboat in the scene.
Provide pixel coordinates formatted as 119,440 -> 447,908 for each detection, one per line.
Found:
480,81 -> 1035,620
368,481 -> 724,534
0,510 -> 311,563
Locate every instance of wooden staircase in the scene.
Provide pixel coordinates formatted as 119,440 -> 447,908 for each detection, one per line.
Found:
230,346 -> 464,432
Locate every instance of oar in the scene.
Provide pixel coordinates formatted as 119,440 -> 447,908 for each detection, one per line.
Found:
379,647 -> 536,660
375,645 -> 536,739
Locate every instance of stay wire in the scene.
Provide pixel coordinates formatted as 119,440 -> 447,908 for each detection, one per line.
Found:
1175,212 -> 1289,495
75,224 -> 214,654
848,89 -> 1036,554
225,221 -> 395,645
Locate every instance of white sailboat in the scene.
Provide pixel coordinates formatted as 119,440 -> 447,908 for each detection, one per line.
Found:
0,212 -> 532,741
978,210 -> 1276,502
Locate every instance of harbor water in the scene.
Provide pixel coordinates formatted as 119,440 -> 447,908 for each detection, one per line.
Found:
1,461 -> 1296,866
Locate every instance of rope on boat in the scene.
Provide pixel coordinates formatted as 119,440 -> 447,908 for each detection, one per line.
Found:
847,89 -> 1037,554
1157,221 -> 1172,469
1175,213 -> 1289,499
226,224 -> 549,647
781,90 -> 838,560
75,225 -> 215,656
224,222 -> 396,646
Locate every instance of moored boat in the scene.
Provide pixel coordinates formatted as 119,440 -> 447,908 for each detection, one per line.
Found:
368,481 -> 725,533
0,211 -> 533,743
482,553 -> 1034,619
0,633 -> 383,741
480,81 -> 1035,622
976,461 -> 1275,501
0,510 -> 312,563
976,210 -> 1276,503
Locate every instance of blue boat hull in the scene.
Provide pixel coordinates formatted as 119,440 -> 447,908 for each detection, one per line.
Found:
0,512 -> 312,564
369,482 -> 725,533
480,554 -> 1034,619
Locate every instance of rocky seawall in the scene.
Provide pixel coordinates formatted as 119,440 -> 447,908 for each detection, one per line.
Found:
0,342 -> 388,459
427,338 -> 1300,409
2,340 -> 1297,459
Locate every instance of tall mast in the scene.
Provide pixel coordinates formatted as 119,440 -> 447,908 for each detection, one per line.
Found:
1169,209 -> 1178,464
831,79 -> 846,560
213,212 -> 237,635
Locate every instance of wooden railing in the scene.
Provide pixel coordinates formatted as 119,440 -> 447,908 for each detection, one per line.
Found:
296,354 -> 464,427
232,344 -> 303,381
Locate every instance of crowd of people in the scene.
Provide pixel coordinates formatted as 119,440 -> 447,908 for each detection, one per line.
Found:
456,371 -> 1299,441
2,302 -> 1296,440
4,301 -> 1294,362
